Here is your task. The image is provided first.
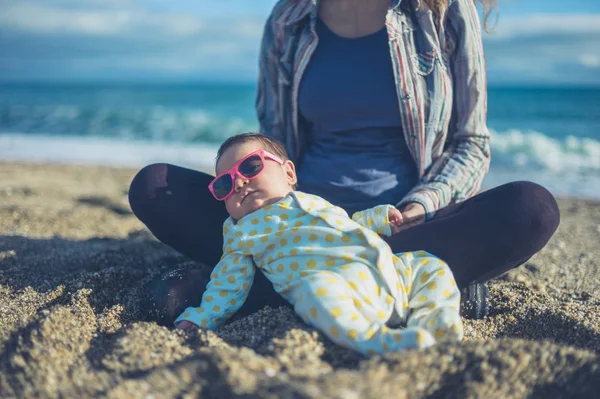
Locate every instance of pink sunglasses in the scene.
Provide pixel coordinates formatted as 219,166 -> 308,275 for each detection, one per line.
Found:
208,148 -> 284,201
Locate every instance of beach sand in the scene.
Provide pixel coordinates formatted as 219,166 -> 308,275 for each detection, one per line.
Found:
1,161 -> 599,398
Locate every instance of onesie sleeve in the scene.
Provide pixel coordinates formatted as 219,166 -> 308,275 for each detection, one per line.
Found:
351,204 -> 394,236
174,253 -> 256,330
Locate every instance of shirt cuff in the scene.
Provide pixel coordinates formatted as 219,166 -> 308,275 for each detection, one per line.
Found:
396,182 -> 453,221
372,204 -> 394,236
352,204 -> 394,236
174,307 -> 214,330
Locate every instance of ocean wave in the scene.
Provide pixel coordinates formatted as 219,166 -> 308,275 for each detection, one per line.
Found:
490,129 -> 600,172
3,103 -> 599,175
2,125 -> 599,172
0,104 -> 258,143
1,130 -> 599,199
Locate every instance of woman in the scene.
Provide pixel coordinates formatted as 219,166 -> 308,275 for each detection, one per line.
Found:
129,0 -> 560,325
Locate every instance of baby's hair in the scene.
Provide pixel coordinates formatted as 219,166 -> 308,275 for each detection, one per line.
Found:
216,132 -> 291,165
216,132 -> 297,189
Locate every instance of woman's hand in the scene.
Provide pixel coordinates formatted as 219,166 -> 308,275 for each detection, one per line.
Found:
392,202 -> 427,233
175,320 -> 199,330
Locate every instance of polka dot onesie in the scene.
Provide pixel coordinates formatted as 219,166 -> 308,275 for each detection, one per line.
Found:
175,191 -> 463,356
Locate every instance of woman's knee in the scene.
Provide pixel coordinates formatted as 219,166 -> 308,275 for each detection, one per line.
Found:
128,163 -> 169,219
498,181 -> 560,247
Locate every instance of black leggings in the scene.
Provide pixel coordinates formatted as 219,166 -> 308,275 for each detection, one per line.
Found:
128,163 -> 560,290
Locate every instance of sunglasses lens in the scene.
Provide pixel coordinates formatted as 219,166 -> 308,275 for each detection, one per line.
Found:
238,155 -> 264,178
212,175 -> 233,199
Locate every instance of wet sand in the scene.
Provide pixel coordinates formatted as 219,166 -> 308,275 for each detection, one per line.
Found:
1,161 -> 599,398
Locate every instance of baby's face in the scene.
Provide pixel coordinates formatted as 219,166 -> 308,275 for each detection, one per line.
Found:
216,141 -> 297,220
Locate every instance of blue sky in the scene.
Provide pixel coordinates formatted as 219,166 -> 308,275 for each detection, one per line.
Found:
1,0 -> 599,85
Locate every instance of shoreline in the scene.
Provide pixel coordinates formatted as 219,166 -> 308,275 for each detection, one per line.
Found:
2,128 -> 600,202
1,161 -> 599,398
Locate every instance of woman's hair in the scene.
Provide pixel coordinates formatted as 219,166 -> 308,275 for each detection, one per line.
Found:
422,0 -> 497,32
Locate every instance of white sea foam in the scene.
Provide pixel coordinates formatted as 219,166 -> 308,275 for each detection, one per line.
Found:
0,133 -> 219,172
490,129 -> 600,172
1,131 -> 599,199
481,129 -> 600,199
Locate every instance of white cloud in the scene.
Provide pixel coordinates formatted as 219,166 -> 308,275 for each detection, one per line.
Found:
487,14 -> 600,39
579,54 -> 600,68
0,1 -> 266,80
1,2 -> 599,83
0,2 -> 263,39
482,13 -> 600,84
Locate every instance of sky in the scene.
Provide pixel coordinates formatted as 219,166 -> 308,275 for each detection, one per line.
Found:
0,0 -> 599,86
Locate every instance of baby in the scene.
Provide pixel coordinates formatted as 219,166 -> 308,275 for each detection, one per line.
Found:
175,133 -> 463,356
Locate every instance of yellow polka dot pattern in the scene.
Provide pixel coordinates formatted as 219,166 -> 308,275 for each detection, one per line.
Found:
175,192 -> 462,356
351,204 -> 394,237
291,249 -> 462,355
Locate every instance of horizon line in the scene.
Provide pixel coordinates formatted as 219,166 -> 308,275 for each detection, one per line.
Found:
1,79 -> 600,89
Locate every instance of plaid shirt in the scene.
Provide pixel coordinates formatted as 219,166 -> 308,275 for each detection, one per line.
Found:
256,0 -> 491,220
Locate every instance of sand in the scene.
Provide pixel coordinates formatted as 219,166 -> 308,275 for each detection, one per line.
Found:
0,161 -> 599,398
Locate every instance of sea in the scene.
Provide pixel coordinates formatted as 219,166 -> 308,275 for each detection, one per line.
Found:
1,82 -> 599,200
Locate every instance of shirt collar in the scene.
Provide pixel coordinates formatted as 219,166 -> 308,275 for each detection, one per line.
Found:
283,0 -> 412,26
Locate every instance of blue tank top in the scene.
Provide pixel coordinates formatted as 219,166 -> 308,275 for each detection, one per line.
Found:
297,18 -> 417,215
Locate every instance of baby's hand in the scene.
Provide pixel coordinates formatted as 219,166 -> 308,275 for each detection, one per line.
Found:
175,320 -> 199,330
388,207 -> 404,235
